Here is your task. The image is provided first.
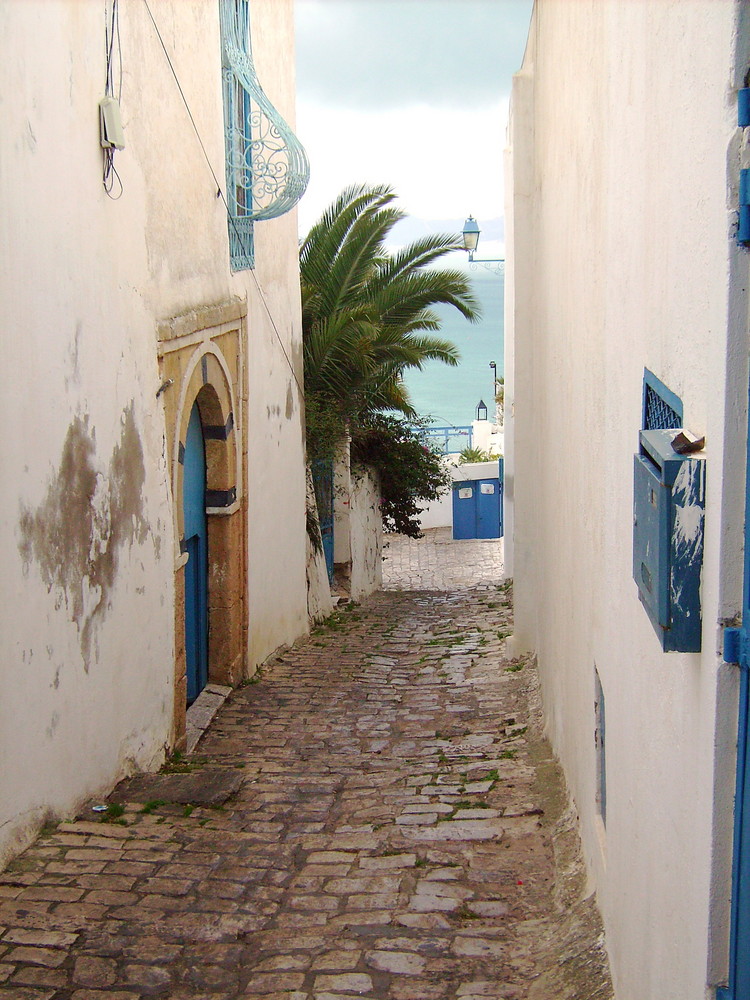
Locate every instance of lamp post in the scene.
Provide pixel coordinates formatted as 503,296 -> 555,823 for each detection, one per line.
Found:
476,399 -> 488,422
462,216 -> 505,275
489,361 -> 497,397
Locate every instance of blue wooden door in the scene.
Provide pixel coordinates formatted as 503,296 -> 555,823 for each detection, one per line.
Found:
452,482 -> 477,539
183,401 -> 208,705
498,457 -> 504,537
312,460 -> 334,583
477,479 -> 501,538
720,379 -> 750,1000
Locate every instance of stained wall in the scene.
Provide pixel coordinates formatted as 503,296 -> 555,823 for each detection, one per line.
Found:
0,0 -> 308,864
505,1 -> 748,996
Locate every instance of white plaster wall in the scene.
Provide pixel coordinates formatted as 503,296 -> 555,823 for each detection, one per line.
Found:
0,0 -> 308,863
349,469 -> 383,602
415,455 -> 457,530
452,461 -> 501,484
119,0 -> 309,668
417,491 -> 453,531
506,2 -> 745,997
242,0 -> 309,666
334,443 -> 353,571
471,418 -> 503,457
332,444 -> 383,601
0,1 -> 175,864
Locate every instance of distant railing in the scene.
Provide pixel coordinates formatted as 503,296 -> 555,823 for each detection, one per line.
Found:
419,425 -> 473,455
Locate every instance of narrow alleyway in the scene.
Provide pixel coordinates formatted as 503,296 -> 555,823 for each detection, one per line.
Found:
0,581 -> 612,999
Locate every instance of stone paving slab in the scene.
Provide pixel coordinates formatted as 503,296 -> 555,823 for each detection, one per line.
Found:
381,529 -> 504,591
114,768 -> 244,807
0,587 -> 612,999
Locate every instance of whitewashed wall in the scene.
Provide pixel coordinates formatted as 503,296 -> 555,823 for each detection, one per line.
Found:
505,2 -> 748,997
349,469 -> 383,602
0,0 -> 308,865
238,0 -> 309,666
333,445 -> 383,602
417,491 -> 453,531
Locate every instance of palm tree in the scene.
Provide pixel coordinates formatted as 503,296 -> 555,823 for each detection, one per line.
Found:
300,183 -> 480,428
301,184 -> 481,582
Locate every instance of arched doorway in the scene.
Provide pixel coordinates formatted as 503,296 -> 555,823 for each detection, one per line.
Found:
183,400 -> 208,704
159,318 -> 247,746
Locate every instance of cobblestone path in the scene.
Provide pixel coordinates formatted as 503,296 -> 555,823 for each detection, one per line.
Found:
381,529 -> 504,591
0,587 -> 611,999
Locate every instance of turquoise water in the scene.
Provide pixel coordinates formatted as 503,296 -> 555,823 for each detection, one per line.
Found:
402,270 -> 504,430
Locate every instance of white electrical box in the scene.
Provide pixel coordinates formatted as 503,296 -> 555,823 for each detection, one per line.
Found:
99,97 -> 125,150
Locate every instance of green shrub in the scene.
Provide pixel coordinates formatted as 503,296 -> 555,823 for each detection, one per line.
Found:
350,414 -> 450,538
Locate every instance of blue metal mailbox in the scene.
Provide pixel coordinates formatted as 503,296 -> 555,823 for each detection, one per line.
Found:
632,430 -> 705,652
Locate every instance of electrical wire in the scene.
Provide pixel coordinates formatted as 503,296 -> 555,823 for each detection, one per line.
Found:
142,0 -> 225,199
103,0 -> 123,199
103,148 -> 123,199
141,0 -> 304,400
248,269 -> 305,398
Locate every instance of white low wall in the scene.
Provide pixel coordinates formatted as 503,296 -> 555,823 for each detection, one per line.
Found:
333,446 -> 382,602
418,491 -> 453,530
349,468 -> 383,601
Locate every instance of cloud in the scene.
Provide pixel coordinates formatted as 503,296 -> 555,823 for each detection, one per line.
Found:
296,99 -> 507,234
295,0 -> 533,111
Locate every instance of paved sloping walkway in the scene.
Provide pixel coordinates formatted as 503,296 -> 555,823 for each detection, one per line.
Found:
0,588 -> 611,999
382,529 -> 504,591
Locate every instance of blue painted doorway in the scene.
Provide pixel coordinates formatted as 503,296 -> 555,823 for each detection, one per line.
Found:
312,460 -> 334,583
720,377 -> 750,1000
183,401 -> 208,705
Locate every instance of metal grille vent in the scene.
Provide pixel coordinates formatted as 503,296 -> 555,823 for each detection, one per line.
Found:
644,383 -> 681,430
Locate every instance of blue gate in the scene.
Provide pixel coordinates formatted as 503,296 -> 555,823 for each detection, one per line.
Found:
183,402 -> 209,705
312,460 -> 334,583
452,459 -> 504,540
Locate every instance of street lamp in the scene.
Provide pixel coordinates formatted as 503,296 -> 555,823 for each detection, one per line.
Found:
489,361 -> 497,396
461,216 -> 505,275
462,216 -> 480,256
476,399 -> 488,421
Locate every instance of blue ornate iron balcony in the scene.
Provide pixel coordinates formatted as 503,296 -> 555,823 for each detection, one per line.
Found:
220,0 -> 310,269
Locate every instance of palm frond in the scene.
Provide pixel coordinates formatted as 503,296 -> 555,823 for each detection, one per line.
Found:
300,184 -> 472,428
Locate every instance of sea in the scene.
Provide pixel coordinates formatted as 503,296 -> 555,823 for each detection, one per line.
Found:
402,269 -> 504,431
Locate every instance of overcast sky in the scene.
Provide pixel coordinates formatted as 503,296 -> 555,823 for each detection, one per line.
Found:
294,0 -> 533,258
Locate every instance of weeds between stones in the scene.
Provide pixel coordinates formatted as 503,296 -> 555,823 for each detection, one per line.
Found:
140,800 -> 166,815
99,802 -> 127,825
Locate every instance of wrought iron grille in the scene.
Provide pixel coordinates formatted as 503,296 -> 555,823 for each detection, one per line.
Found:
220,0 -> 309,271
644,383 -> 681,431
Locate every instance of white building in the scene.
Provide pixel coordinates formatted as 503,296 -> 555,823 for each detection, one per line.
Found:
505,2 -> 750,998
0,0 -> 309,866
